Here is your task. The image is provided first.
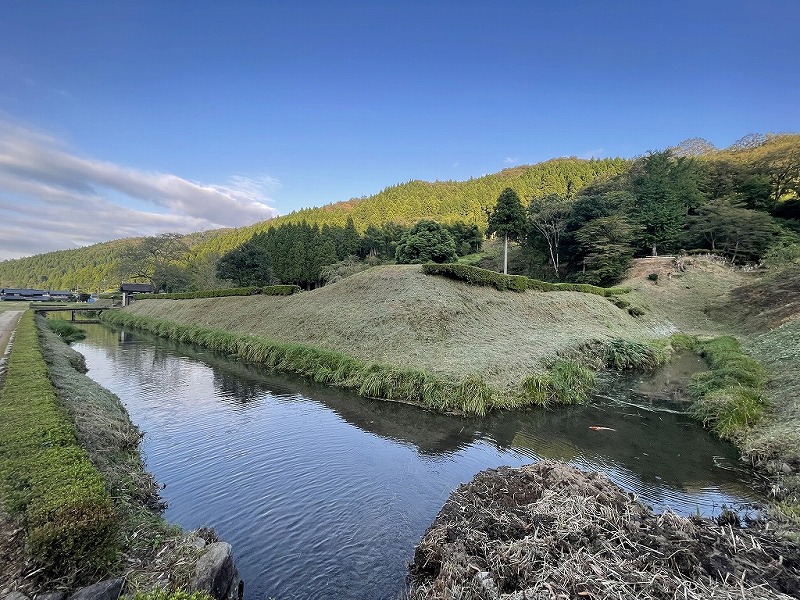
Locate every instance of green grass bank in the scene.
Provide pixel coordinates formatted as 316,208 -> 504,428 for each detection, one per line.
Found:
0,311 -> 216,595
0,311 -> 117,586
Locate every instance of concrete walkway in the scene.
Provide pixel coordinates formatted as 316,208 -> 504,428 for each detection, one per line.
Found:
0,310 -> 24,383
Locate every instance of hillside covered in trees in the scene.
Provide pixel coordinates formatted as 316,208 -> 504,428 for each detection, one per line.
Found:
0,134 -> 798,291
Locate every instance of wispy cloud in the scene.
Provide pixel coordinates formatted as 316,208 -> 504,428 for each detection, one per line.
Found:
504,156 -> 517,165
579,148 -> 605,159
0,121 -> 279,260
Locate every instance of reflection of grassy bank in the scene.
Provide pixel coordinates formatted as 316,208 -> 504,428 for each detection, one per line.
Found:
102,310 -> 665,417
102,310 -> 506,415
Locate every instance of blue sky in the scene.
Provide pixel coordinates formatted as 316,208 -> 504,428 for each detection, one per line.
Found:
1,0 -> 798,259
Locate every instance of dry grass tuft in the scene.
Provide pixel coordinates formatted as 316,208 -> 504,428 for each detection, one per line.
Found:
408,461 -> 800,600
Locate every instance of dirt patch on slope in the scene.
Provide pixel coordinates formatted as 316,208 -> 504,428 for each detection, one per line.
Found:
408,462 -> 799,600
622,256 -> 750,335
724,265 -> 800,332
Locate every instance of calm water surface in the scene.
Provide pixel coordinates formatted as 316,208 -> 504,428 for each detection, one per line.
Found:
74,326 -> 762,600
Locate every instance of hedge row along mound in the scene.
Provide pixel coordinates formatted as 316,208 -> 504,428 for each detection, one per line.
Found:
0,311 -> 117,583
137,284 -> 301,300
422,263 -> 631,297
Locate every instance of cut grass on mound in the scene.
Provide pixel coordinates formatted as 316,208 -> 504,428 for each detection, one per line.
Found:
102,310 -> 506,416
120,265 -> 656,390
422,263 -> 631,296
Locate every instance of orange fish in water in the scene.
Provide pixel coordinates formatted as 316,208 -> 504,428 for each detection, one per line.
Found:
589,426 -> 616,431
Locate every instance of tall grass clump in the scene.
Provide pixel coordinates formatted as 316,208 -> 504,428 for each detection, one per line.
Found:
454,374 -> 498,417
101,311 -> 502,416
46,318 -> 87,343
517,360 -> 595,407
601,338 -> 664,371
0,311 -> 117,584
688,336 -> 767,441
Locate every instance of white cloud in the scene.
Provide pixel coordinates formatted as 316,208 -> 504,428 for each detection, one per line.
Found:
579,148 -> 605,159
504,156 -> 517,165
0,121 -> 279,260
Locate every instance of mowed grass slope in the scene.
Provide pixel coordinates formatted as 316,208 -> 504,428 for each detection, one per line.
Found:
123,265 -> 655,389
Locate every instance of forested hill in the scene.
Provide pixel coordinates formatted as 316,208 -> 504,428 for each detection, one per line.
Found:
0,157 -> 628,289
190,157 -> 629,260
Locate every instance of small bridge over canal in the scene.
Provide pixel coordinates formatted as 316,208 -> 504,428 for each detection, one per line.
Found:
33,306 -> 114,324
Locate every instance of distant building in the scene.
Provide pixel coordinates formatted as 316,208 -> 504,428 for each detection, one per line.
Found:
120,282 -> 154,306
49,290 -> 74,301
0,288 -> 50,301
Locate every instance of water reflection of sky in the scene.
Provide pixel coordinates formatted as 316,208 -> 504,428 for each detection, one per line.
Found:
74,326 -> 763,600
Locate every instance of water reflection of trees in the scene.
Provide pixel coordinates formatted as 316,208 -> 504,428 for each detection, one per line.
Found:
85,324 -> 757,501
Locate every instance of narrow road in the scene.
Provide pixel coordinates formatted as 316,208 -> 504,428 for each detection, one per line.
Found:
0,309 -> 24,383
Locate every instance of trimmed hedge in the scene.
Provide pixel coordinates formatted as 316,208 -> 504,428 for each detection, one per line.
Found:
137,285 -> 301,300
421,263 -> 630,297
0,311 -> 117,580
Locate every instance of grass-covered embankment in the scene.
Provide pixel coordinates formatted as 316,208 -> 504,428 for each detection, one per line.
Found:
101,309 -> 508,415
422,263 -> 631,296
103,308 -> 664,414
35,315 -> 214,594
119,265 -> 656,392
1,311 -> 215,594
104,264 -> 666,414
0,311 -> 117,585
622,257 -> 800,529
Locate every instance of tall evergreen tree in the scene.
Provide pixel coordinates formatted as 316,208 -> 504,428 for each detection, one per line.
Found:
487,188 -> 526,274
629,151 -> 704,256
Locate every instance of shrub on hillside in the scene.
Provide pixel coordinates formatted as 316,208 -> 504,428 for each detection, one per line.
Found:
395,220 -> 458,264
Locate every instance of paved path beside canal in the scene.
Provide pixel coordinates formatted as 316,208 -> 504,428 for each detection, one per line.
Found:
0,310 -> 24,382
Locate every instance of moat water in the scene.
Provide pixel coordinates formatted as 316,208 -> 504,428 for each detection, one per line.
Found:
74,326 -> 762,600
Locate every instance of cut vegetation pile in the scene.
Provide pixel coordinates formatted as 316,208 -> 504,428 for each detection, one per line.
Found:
408,461 -> 800,600
120,265 -> 656,391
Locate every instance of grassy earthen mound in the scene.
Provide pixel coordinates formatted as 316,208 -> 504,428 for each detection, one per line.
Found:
725,265 -> 800,331
408,462 -> 799,600
124,265 -> 654,390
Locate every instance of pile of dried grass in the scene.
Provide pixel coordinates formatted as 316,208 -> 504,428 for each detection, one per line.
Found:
408,462 -> 799,600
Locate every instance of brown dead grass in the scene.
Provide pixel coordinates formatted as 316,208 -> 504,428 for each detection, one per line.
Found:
124,265 -> 656,390
409,462 -> 800,600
